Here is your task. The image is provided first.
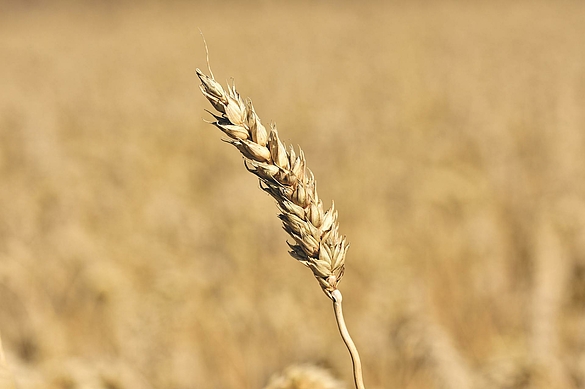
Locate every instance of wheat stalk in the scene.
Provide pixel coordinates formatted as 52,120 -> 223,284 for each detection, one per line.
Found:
0,333 -> 16,389
196,57 -> 365,389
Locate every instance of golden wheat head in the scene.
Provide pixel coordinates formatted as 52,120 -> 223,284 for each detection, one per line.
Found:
196,68 -> 348,297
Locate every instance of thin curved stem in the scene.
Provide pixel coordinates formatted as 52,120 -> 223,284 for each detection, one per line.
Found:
331,289 -> 365,389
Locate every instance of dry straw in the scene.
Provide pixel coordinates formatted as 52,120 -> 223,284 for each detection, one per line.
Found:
197,48 -> 365,389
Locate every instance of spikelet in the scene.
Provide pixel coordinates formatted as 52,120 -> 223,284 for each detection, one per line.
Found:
197,68 -> 348,297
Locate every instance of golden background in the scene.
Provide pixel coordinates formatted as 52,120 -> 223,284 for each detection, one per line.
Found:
0,1 -> 584,388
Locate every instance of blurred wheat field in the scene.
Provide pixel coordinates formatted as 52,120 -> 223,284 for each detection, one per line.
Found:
1,1 -> 585,388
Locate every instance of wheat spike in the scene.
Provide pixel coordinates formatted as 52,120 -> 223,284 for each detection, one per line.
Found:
197,68 -> 348,297
263,364 -> 346,389
197,64 -> 365,389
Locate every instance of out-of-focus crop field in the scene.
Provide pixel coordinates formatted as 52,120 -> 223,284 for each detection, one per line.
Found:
1,1 -> 584,388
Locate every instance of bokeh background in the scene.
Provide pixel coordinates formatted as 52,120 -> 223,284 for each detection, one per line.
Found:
1,1 -> 584,388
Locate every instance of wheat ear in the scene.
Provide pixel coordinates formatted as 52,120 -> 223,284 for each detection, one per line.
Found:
196,66 -> 365,389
